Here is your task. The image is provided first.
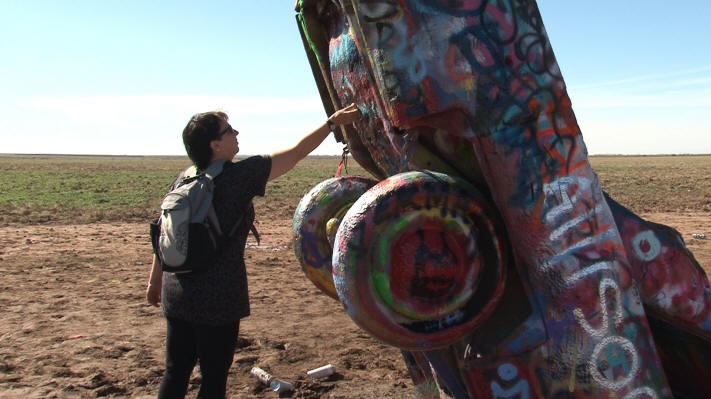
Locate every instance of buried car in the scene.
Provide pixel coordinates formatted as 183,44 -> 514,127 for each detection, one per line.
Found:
292,1 -> 711,398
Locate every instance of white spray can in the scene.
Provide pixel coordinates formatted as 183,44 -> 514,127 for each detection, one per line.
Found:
250,367 -> 273,385
307,364 -> 335,379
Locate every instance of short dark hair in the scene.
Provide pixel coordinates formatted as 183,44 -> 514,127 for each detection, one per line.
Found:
182,111 -> 228,170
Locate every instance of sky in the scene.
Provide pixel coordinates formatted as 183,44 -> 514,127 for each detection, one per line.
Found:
1,1 -> 709,156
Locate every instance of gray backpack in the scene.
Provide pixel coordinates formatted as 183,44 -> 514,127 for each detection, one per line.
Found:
150,160 -> 236,274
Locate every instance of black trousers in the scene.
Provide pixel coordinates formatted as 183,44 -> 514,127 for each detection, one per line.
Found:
158,317 -> 239,399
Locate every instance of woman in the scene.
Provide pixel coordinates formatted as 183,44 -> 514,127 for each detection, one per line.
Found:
145,103 -> 360,398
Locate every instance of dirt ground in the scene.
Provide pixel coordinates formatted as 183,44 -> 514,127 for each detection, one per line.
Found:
0,212 -> 709,398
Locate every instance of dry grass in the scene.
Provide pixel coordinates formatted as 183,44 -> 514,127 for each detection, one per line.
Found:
0,154 -> 708,226
590,155 -> 711,213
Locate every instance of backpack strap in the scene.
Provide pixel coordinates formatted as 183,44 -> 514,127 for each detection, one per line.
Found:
207,205 -> 224,236
187,159 -> 228,235
181,159 -> 226,181
249,224 -> 261,246
223,202 -> 261,246
204,159 -> 227,180
196,160 -> 261,246
182,165 -> 198,179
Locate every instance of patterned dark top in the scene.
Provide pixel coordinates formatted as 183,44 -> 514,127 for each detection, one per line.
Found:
161,156 -> 271,326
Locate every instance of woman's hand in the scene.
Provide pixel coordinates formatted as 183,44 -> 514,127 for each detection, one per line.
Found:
268,103 -> 362,181
146,282 -> 161,307
329,103 -> 360,126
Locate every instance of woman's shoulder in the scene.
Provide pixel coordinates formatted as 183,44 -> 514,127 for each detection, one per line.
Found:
218,155 -> 272,191
223,155 -> 271,175
230,155 -> 270,168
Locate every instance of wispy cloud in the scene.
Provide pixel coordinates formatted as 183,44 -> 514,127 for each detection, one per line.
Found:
569,66 -> 711,109
15,94 -> 325,124
569,65 -> 711,91
572,88 -> 711,109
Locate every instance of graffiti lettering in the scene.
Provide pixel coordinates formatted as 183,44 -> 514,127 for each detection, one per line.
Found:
541,176 -> 654,395
540,177 -> 616,275
543,176 -> 577,222
548,203 -> 604,242
573,278 -> 624,339
589,336 -> 640,391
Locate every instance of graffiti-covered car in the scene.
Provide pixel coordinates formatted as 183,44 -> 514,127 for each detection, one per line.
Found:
292,1 -> 711,398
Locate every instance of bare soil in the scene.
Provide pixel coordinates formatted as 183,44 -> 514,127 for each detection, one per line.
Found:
0,212 -> 709,398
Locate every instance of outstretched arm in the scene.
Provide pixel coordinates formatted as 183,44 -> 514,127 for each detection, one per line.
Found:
268,104 -> 360,181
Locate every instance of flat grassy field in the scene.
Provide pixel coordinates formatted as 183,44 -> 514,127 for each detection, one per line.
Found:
591,155 -> 711,213
0,154 -> 708,225
0,155 -> 370,225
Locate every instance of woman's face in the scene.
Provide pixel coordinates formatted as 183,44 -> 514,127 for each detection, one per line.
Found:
213,119 -> 240,160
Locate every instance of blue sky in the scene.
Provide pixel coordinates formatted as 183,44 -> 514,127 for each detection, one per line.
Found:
1,1 -> 709,156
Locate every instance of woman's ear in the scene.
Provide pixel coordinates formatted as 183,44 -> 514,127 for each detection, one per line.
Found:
209,139 -> 220,156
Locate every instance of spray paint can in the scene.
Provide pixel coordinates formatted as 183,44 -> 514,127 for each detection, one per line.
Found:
307,364 -> 335,379
250,367 -> 273,385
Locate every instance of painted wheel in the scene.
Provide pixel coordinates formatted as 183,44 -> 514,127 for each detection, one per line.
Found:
333,171 -> 507,350
293,176 -> 378,300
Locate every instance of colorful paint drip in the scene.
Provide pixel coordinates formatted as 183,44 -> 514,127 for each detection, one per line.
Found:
293,0 -> 710,398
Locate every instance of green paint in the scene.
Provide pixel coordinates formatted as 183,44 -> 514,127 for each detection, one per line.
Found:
296,12 -> 324,67
333,201 -> 354,220
318,192 -> 332,207
372,271 -> 395,309
372,271 -> 420,320
376,216 -> 411,268
445,218 -> 461,231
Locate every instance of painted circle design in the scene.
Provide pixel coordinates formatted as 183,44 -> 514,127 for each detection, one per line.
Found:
498,363 -> 518,381
293,176 -> 377,300
381,214 -> 480,320
333,171 -> 507,350
589,336 -> 640,391
631,230 -> 661,262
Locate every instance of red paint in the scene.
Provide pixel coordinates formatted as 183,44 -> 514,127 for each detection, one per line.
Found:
389,220 -> 476,317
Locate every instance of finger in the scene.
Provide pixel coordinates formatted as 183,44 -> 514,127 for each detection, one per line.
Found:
338,103 -> 354,112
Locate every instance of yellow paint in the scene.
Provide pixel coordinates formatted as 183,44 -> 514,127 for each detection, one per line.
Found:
568,343 -> 578,392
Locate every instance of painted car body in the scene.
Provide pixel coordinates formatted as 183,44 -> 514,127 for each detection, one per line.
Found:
293,1 -> 711,397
